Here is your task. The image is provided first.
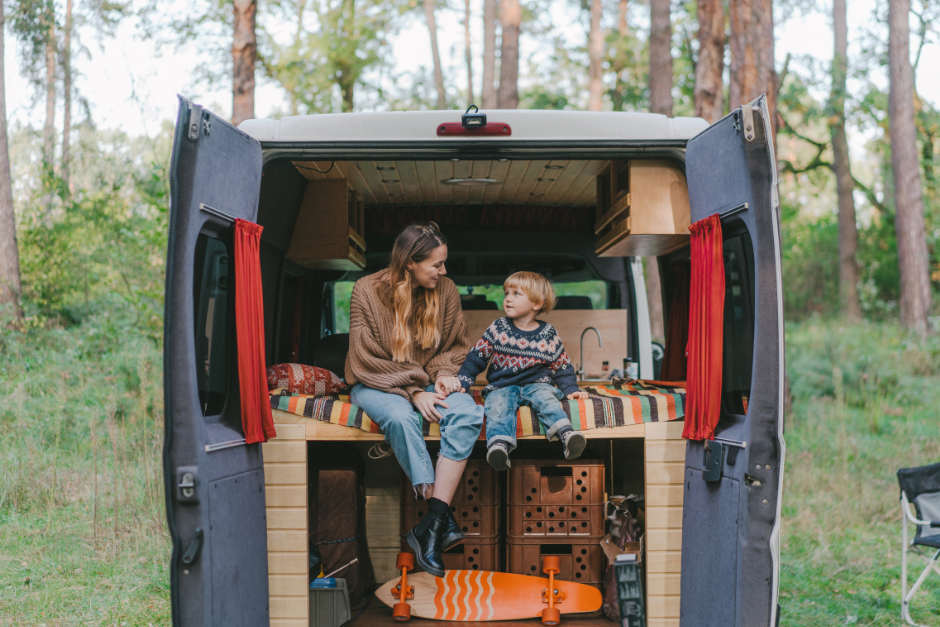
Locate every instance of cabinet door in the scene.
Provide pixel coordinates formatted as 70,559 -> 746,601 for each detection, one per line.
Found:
679,95 -> 785,627
164,97 -> 270,627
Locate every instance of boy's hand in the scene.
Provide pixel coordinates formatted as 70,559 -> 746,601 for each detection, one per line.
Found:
567,390 -> 589,400
435,376 -> 466,396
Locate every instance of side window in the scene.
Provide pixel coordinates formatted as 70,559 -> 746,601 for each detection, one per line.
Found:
193,233 -> 230,416
554,280 -> 609,310
722,233 -> 755,414
331,281 -> 355,334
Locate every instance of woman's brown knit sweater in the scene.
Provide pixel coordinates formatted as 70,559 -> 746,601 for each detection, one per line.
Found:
345,269 -> 472,401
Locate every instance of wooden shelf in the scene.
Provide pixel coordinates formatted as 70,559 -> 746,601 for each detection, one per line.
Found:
286,178 -> 367,270
595,159 -> 691,257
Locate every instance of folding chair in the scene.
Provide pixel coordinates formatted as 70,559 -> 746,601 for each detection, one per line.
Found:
898,462 -> 940,626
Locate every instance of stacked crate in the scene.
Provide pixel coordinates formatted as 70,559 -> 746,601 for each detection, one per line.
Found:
506,460 -> 607,589
400,460 -> 500,572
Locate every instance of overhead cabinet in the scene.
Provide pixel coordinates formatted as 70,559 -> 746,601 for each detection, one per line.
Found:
595,159 -> 691,257
286,178 -> 366,270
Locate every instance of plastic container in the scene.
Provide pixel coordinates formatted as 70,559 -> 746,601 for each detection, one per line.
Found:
508,503 -> 605,538
508,460 -> 605,507
506,538 -> 606,589
402,460 -> 498,506
401,535 -> 500,572
309,577 -> 351,627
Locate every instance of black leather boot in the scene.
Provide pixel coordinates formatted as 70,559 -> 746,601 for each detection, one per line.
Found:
441,509 -> 466,552
405,512 -> 446,578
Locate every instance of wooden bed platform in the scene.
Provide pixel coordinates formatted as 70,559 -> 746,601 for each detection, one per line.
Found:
262,413 -> 684,627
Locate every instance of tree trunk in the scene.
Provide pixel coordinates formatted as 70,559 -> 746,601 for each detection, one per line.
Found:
0,5 -> 22,318
498,0 -> 521,109
888,0 -> 932,334
424,0 -> 447,109
232,0 -> 257,126
588,0 -> 604,111
482,0 -> 497,108
61,0 -> 73,192
729,0 -> 776,143
43,16 -> 56,169
694,0 -> 724,123
465,0 -> 474,104
617,0 -> 628,36
646,259 -> 665,344
829,0 -> 861,321
648,0 -> 673,116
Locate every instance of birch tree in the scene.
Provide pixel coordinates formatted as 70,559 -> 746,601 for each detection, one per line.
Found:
0,3 -> 23,318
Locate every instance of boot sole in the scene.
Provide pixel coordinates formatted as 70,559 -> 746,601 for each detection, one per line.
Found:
442,532 -> 466,552
487,447 -> 510,471
564,432 -> 587,460
405,529 -> 445,578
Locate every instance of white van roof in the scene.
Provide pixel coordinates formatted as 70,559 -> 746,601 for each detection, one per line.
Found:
239,109 -> 708,143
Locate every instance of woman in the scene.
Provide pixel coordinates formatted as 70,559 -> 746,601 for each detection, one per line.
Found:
345,222 -> 484,578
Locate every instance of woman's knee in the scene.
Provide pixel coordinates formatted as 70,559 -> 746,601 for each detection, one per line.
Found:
442,392 -> 485,428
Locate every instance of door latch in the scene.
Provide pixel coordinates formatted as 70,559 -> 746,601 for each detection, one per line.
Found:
176,467 -> 199,503
702,440 -> 724,483
182,528 -> 204,565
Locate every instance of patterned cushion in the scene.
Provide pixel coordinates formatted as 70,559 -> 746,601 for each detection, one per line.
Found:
266,363 -> 345,396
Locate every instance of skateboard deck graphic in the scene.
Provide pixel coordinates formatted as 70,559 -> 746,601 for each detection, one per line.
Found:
376,570 -> 603,621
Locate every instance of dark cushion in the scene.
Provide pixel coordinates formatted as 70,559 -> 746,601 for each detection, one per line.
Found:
314,333 -> 350,380
461,295 -> 498,310
555,295 -> 593,310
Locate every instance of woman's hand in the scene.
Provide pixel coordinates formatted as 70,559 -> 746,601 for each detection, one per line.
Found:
435,376 -> 465,397
414,391 -> 449,423
567,390 -> 589,400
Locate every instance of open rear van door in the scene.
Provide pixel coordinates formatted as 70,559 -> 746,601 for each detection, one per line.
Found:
679,95 -> 785,627
163,97 -> 270,626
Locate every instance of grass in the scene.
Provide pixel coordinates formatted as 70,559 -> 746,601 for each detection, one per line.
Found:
1,314 -> 939,625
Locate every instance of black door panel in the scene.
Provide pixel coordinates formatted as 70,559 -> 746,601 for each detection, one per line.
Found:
164,97 -> 269,626
680,95 -> 785,627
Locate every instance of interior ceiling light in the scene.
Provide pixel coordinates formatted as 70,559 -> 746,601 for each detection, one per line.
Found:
389,193 -> 406,197
376,166 -> 396,171
545,165 -> 564,170
537,178 -> 556,182
530,192 -> 545,196
382,179 -> 400,183
440,178 -> 503,186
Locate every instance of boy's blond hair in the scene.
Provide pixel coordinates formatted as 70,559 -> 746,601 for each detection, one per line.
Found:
504,271 -> 557,313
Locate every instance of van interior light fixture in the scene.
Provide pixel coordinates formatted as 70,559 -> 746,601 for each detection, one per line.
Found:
462,104 -> 486,128
440,178 -> 504,186
382,179 -> 400,183
545,165 -> 564,170
376,166 -> 396,171
537,178 -> 556,182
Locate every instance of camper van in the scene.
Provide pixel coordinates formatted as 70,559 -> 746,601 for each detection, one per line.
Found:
163,96 -> 785,627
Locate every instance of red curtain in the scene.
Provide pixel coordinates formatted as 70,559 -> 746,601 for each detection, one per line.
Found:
682,214 -> 725,441
234,219 -> 277,444
660,262 -> 690,382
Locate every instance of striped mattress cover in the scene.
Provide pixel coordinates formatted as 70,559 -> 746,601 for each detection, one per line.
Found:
269,379 -> 685,438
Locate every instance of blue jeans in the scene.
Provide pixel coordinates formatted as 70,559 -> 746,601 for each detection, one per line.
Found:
484,383 -> 572,452
350,384 -> 484,489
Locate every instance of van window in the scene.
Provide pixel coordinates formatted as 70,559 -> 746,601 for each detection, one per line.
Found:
193,234 -> 231,416
332,281 -> 355,334
458,281 -> 609,310
722,233 -> 755,414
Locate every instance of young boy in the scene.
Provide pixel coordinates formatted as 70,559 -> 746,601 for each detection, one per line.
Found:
457,271 -> 589,471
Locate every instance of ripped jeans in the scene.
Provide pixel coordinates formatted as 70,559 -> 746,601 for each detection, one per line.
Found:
350,384 -> 484,490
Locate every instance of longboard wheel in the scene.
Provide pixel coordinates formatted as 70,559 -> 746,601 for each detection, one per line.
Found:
541,607 -> 561,625
393,602 -> 411,621
542,555 -> 561,575
396,552 -> 414,571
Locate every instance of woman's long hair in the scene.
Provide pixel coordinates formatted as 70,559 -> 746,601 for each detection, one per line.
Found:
388,222 -> 447,362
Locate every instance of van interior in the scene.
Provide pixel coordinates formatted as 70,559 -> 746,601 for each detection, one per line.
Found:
190,152 -> 757,624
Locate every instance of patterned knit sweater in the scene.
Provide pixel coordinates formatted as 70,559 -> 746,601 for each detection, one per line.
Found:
345,269 -> 472,401
457,317 -> 579,397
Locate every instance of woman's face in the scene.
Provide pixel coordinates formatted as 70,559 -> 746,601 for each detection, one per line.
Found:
407,244 -> 448,290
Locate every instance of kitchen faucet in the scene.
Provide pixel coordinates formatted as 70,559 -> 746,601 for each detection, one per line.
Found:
578,327 -> 602,380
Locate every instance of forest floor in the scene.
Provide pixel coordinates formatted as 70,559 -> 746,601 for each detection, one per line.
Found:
1,318 -> 939,625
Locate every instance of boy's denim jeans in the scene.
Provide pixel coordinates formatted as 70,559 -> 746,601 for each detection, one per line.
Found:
350,383 -> 484,490
484,383 -> 572,452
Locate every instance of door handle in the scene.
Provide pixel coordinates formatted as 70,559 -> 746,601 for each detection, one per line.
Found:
702,440 -> 724,483
182,528 -> 204,565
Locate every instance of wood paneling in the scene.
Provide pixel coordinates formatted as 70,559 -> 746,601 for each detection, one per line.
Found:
264,463 -> 307,485
269,574 -> 308,597
265,486 -> 307,507
647,573 -> 681,596
645,440 -> 686,463
646,528 -> 683,551
262,441 -> 306,463
647,595 -> 682,618
266,507 -> 307,530
647,506 -> 683,529
647,550 -> 682,573
646,484 -> 684,507
647,462 -> 685,485
270,596 -> 309,619
268,530 -> 307,552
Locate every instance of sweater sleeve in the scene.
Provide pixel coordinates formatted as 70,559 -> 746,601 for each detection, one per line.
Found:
549,333 -> 580,396
457,322 -> 497,389
346,280 -> 428,400
425,281 -> 473,383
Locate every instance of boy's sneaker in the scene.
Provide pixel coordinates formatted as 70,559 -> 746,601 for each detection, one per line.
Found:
560,429 -> 586,460
486,442 -> 511,471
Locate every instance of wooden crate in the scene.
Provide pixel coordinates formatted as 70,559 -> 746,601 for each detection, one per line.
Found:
286,178 -> 366,270
595,159 -> 691,257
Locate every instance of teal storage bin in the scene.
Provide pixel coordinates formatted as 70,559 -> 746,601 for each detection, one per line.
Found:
309,577 -> 350,627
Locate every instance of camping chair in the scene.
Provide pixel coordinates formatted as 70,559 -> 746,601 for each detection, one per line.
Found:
898,462 -> 940,626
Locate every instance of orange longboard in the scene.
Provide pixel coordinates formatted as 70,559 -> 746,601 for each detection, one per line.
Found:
376,570 -> 603,621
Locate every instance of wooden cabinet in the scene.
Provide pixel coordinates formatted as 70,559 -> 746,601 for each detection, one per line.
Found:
286,179 -> 366,270
595,159 -> 691,257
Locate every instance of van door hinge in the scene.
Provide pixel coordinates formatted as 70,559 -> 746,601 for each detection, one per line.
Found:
176,467 -> 199,503
188,105 -> 206,141
741,105 -> 756,142
732,112 -> 741,134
